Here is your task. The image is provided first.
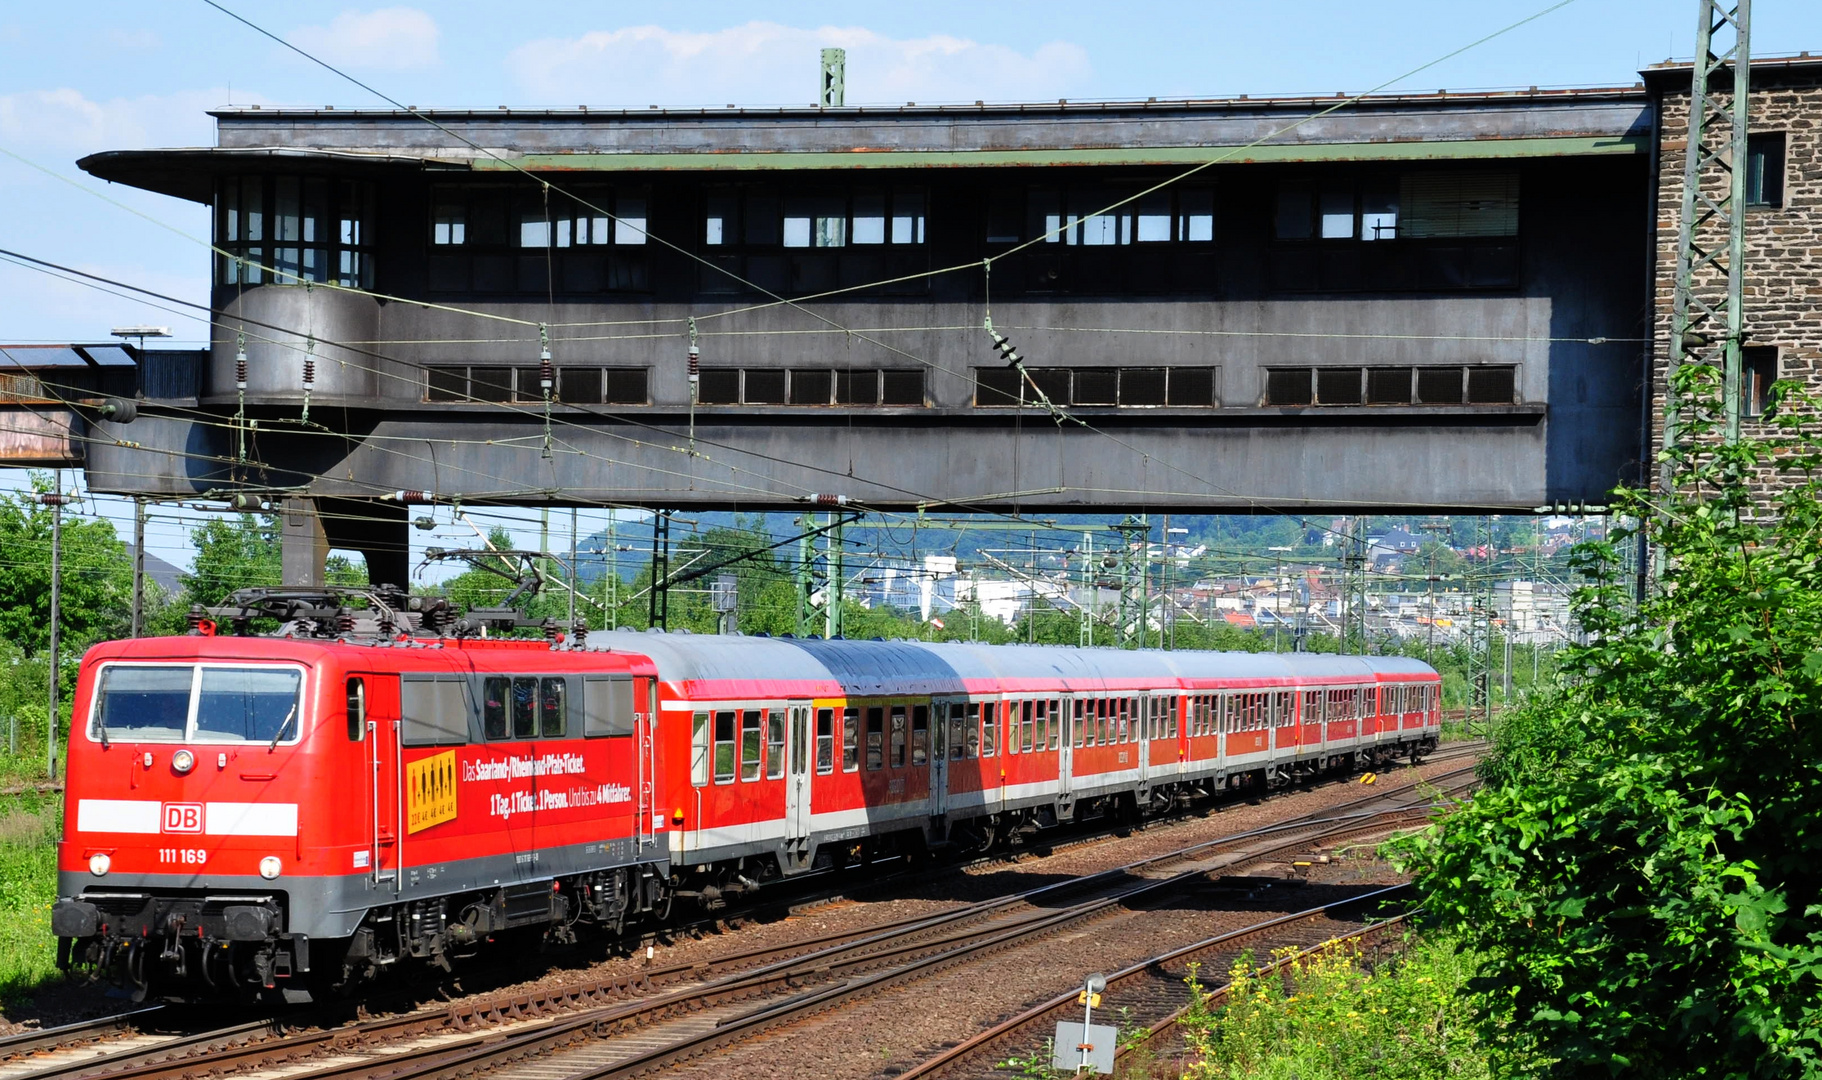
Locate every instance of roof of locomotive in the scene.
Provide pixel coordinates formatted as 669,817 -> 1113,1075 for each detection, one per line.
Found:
581,631 -> 1436,699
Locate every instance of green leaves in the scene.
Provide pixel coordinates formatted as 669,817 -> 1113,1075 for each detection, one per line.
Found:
1401,378 -> 1822,1078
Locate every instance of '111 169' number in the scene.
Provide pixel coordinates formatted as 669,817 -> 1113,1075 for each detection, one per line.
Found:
159,848 -> 206,865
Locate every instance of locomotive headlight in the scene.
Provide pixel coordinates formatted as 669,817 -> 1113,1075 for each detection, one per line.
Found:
258,856 -> 282,880
88,853 -> 111,877
171,749 -> 195,774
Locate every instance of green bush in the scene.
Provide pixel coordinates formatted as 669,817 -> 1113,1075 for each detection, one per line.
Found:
1181,934 -> 1492,1080
1400,366 -> 1822,1077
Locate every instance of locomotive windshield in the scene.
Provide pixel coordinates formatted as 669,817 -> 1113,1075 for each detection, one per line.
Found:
90,664 -> 304,744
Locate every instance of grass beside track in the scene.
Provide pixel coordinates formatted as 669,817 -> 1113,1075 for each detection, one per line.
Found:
0,776 -> 62,1010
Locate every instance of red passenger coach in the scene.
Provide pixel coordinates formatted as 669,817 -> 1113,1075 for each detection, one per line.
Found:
55,620 -> 1438,1003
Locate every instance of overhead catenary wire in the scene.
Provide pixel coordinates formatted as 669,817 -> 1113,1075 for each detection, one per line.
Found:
10,0 -> 1597,558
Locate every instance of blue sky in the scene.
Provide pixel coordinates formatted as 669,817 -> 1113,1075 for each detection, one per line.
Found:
3,0 -> 1821,572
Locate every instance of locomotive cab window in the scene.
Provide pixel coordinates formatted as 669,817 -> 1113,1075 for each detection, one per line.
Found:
89,663 -> 304,746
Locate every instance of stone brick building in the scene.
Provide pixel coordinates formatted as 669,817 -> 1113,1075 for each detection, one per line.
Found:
1646,56 -> 1822,491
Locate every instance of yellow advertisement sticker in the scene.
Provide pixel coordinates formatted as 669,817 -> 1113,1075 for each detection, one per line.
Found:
406,750 -> 459,834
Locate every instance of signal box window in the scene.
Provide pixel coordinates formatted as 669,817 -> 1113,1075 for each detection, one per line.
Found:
1743,346 -> 1780,419
1746,133 -> 1786,208
816,708 -> 835,774
713,711 -> 737,783
842,707 -> 860,772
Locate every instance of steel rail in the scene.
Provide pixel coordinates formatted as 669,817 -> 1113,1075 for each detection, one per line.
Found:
252,789 -> 1471,1080
0,1010 -> 163,1062
894,885 -> 1418,1079
43,757 -> 1475,1080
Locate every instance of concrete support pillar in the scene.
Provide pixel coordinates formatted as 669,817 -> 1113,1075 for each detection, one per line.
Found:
281,498 -> 329,588
281,497 -> 411,590
320,497 -> 410,590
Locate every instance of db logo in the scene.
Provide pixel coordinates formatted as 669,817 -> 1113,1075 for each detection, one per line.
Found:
162,803 -> 203,834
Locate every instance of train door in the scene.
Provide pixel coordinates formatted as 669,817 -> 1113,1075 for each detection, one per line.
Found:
928,700 -> 951,818
635,678 -> 658,850
1056,694 -> 1074,809
1136,696 -> 1150,779
357,673 -> 402,893
785,702 -> 812,849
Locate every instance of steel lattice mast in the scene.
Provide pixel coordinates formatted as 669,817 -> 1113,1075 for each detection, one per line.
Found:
1666,0 -> 1751,468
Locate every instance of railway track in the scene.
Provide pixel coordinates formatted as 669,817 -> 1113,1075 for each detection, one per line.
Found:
898,888 -> 1418,1079
12,749 -> 1476,1080
40,763 -> 1469,1080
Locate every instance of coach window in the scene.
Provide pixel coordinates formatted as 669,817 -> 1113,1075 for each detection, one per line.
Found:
347,677 -> 366,741
816,708 -> 835,774
741,710 -> 764,781
713,711 -> 737,783
1048,700 -> 1062,750
981,704 -> 997,757
539,678 -> 567,737
889,707 -> 908,768
965,704 -> 982,758
866,707 -> 886,770
766,710 -> 786,779
911,706 -> 930,766
691,712 -> 711,785
843,707 -> 860,771
949,705 -> 967,760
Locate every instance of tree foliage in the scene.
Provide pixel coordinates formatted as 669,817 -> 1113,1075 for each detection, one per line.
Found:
0,478 -> 133,655
179,514 -> 365,610
1401,367 -> 1822,1077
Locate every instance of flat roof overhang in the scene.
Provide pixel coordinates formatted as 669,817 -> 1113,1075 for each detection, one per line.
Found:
80,86 -> 1651,200
79,132 -> 1647,202
77,147 -> 462,204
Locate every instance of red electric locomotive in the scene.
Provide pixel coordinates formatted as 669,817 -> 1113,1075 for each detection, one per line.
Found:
54,596 -> 1438,1002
